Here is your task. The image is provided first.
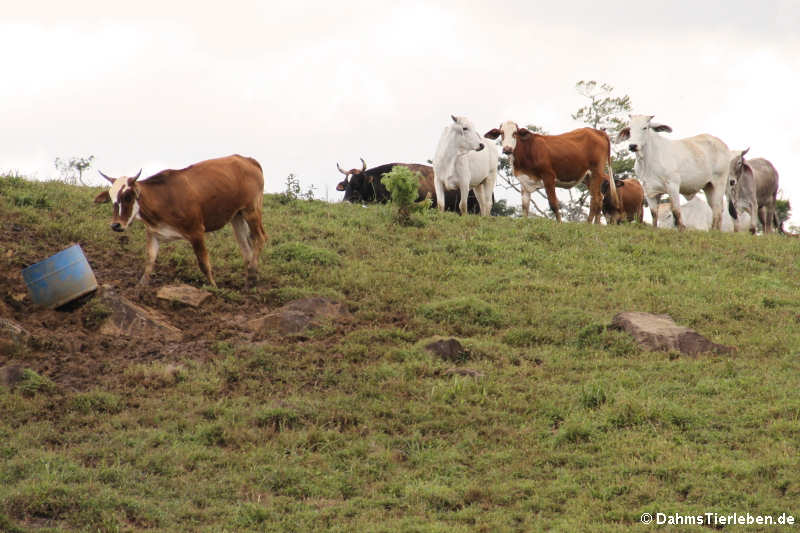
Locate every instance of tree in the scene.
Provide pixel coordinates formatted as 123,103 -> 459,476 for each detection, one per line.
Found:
54,155 -> 95,185
558,81 -> 635,220
572,80 -> 634,179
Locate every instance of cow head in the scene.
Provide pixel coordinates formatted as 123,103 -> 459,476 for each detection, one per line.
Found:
336,158 -> 368,202
728,147 -> 751,188
93,169 -> 143,232
449,115 -> 485,153
616,115 -> 673,154
484,121 -> 520,155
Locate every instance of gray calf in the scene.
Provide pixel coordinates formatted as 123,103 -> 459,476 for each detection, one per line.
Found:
727,148 -> 780,234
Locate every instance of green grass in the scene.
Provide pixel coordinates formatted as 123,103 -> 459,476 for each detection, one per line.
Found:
1,174 -> 800,531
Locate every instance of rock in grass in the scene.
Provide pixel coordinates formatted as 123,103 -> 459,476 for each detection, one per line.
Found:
610,312 -> 735,356
0,365 -> 24,388
425,338 -> 468,362
156,284 -> 212,307
96,286 -> 182,342
247,297 -> 349,338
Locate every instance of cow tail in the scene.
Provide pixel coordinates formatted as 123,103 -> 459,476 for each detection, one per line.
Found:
606,134 -> 621,211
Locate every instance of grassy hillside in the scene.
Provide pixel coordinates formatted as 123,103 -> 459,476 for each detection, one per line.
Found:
1,175 -> 800,532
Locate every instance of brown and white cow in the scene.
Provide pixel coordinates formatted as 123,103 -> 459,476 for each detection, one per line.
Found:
485,121 -> 618,223
601,178 -> 644,224
93,154 -> 267,288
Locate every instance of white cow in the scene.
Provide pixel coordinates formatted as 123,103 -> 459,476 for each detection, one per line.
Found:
617,115 -> 731,230
433,115 -> 498,216
656,196 -> 739,231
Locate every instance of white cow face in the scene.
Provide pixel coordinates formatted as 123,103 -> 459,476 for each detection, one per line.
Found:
450,115 -> 485,153
484,121 -> 519,154
93,170 -> 142,231
616,114 -> 673,154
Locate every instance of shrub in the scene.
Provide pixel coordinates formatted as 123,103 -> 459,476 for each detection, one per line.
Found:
382,166 -> 430,225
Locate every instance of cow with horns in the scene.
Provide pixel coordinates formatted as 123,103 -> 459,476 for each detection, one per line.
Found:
335,158 -> 485,213
94,155 -> 267,288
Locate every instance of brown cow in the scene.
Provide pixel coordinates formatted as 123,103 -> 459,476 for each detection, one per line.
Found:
93,154 -> 267,288
601,178 -> 644,224
485,121 -> 619,223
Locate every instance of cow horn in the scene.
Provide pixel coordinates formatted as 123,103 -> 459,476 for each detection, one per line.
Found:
741,147 -> 750,158
131,169 -> 142,182
336,163 -> 349,176
360,158 -> 367,172
98,170 -> 115,184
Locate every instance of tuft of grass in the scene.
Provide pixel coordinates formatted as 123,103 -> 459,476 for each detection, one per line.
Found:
17,369 -> 58,397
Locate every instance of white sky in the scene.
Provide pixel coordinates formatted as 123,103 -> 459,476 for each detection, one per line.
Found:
3,1 -> 799,222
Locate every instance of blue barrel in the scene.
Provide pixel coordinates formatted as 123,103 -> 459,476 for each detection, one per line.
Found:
22,244 -> 98,309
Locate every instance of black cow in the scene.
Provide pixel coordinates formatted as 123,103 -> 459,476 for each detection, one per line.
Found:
335,159 -> 485,214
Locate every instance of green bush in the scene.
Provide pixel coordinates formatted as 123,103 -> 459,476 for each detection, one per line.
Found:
382,166 -> 430,225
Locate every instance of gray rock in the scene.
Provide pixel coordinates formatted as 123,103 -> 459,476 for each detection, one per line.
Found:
425,338 -> 467,362
97,286 -> 182,342
611,312 -> 735,356
247,297 -> 349,338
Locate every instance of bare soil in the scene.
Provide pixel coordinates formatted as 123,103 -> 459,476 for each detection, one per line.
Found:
0,216 -> 270,391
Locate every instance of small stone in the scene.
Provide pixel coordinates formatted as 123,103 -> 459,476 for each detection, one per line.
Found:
156,284 -> 213,307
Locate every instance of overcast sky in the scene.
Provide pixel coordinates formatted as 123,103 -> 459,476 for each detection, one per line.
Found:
3,1 -> 799,222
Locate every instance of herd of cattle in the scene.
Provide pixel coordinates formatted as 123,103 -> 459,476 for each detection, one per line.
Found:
92,114 -> 784,286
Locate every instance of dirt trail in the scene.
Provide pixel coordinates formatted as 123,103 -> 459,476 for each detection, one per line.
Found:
0,222 -> 267,391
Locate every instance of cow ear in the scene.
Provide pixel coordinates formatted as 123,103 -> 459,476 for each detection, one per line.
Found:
614,179 -> 625,188
94,190 -> 111,204
366,175 -> 374,184
484,128 -> 502,140
651,123 -> 672,133
616,127 -> 631,143
516,128 -> 532,139
336,181 -> 346,192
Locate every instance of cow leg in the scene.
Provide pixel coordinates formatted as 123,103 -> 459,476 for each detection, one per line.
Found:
542,174 -> 561,222
458,182 -> 470,216
664,184 -> 685,230
645,194 -> 660,228
244,209 -> 268,278
758,206 -> 768,234
587,169 -> 604,224
521,187 -> 531,217
232,213 -> 256,285
473,181 -> 491,216
139,230 -> 160,286
704,183 -> 724,231
434,179 -> 446,212
762,206 -> 774,234
190,237 -> 216,288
